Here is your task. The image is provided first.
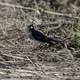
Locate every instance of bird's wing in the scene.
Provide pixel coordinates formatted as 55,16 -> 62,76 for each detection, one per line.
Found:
32,29 -> 48,41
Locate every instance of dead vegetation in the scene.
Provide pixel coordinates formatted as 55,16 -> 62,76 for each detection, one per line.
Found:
0,0 -> 80,80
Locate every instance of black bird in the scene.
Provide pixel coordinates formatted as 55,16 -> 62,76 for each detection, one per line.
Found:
27,24 -> 64,46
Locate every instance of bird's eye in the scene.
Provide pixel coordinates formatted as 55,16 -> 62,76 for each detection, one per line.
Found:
30,26 -> 33,29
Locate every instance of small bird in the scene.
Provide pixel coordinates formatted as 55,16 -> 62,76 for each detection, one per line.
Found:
27,24 -> 64,46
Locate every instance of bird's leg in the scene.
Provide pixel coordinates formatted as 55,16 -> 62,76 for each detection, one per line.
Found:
31,43 -> 43,51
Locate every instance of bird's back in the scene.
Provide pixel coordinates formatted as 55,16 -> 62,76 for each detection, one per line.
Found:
31,29 -> 47,42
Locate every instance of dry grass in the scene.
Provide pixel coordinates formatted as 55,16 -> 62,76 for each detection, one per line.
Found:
0,0 -> 80,80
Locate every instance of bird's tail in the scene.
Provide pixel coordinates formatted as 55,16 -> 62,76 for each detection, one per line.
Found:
47,36 -> 65,46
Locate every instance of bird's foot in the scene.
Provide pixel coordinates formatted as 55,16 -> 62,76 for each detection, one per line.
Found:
31,43 -> 43,51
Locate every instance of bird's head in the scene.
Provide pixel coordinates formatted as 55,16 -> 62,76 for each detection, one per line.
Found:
28,24 -> 34,32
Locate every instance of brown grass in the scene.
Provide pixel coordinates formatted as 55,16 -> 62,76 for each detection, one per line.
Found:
0,0 -> 80,80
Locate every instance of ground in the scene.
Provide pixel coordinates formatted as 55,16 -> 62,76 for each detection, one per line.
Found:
0,0 -> 80,80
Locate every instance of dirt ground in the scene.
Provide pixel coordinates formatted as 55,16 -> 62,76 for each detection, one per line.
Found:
0,0 -> 80,80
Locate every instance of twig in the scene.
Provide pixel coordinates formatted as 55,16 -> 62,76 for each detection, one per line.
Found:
0,2 -> 79,19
